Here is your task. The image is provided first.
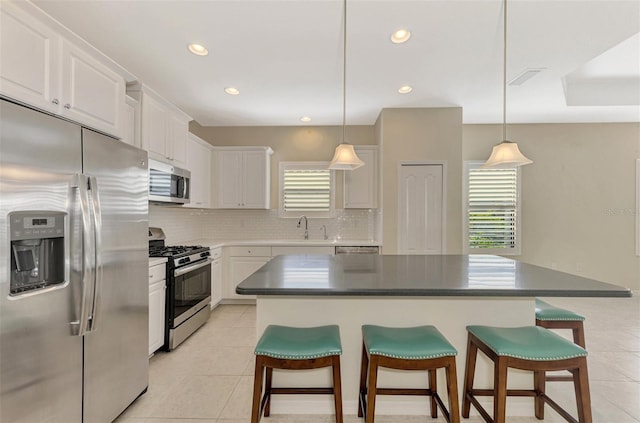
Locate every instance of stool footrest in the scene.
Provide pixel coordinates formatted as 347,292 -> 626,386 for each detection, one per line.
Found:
269,387 -> 335,395
376,388 -> 433,395
546,375 -> 574,382
470,388 -> 537,397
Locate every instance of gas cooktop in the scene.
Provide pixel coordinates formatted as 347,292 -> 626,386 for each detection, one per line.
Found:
148,245 -> 207,258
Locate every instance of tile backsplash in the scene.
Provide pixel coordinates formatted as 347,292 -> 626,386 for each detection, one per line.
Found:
150,206 -> 380,245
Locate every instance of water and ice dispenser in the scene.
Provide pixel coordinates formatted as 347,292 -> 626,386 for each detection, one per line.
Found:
10,211 -> 65,296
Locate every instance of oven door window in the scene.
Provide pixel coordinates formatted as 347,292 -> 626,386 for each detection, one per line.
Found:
173,262 -> 211,320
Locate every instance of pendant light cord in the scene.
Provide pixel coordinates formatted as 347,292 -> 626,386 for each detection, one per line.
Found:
342,0 -> 347,144
502,0 -> 507,142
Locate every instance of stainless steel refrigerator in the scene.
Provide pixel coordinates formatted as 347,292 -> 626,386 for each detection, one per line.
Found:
0,99 -> 149,422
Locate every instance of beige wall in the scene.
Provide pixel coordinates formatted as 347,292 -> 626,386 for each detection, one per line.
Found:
190,116 -> 640,289
464,123 -> 640,289
378,108 -> 464,254
189,122 -> 375,209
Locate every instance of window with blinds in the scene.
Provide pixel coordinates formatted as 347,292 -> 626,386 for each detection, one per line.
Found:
464,162 -> 521,254
279,162 -> 334,217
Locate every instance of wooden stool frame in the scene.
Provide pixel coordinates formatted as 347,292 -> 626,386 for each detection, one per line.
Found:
462,331 -> 592,423
536,318 -> 586,382
251,354 -> 343,423
358,343 -> 460,423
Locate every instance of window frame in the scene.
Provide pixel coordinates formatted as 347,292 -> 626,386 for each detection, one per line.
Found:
279,161 -> 335,218
463,160 -> 522,255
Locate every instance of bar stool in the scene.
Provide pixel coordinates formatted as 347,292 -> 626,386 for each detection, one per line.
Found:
535,299 -> 586,382
535,298 -> 586,347
358,325 -> 460,423
250,324 -> 343,423
462,325 -> 592,423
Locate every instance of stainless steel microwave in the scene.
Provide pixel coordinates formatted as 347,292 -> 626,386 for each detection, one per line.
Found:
149,159 -> 190,204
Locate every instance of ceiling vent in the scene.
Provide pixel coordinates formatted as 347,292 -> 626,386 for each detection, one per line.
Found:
508,68 -> 545,86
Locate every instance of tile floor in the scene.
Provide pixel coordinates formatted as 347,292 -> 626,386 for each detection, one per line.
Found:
115,293 -> 640,423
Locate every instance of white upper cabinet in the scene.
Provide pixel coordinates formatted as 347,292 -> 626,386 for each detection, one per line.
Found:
344,146 -> 378,209
130,84 -> 191,167
0,2 -> 125,138
216,147 -> 273,209
185,133 -> 212,208
0,2 -> 59,113
60,39 -> 124,137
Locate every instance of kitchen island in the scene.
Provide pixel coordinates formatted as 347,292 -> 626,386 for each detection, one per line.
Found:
237,254 -> 631,417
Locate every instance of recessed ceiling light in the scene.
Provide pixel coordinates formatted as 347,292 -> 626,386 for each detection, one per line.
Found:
398,85 -> 413,94
224,87 -> 240,96
300,116 -> 312,122
187,43 -> 208,56
391,29 -> 411,44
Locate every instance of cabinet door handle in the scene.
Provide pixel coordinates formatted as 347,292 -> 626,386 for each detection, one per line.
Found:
52,98 -> 59,105
64,103 -> 71,109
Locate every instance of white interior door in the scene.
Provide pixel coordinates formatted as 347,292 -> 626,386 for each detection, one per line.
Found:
398,163 -> 444,254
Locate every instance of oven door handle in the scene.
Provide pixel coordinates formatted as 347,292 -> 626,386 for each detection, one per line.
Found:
174,258 -> 212,277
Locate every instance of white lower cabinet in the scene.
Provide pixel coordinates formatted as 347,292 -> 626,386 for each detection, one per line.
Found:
210,248 -> 223,309
225,246 -> 271,300
148,262 -> 166,355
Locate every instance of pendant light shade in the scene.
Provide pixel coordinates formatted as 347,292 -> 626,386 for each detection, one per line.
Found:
482,140 -> 533,169
328,0 -> 364,171
329,144 -> 364,170
482,0 -> 532,169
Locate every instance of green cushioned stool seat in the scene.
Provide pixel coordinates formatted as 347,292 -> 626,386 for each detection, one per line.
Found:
466,325 -> 587,361
462,325 -> 592,423
254,324 -> 342,360
362,325 -> 457,359
535,299 -> 585,321
251,325 -> 344,423
359,325 -> 461,423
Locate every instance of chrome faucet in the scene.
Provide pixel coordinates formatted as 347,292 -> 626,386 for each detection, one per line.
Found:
297,215 -> 308,240
320,225 -> 328,240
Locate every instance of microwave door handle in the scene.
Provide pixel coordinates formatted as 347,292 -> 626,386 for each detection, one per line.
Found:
87,176 -> 103,332
69,174 -> 95,336
182,177 -> 188,199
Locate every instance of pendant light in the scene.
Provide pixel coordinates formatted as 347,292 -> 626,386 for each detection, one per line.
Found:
328,0 -> 364,170
482,0 -> 532,169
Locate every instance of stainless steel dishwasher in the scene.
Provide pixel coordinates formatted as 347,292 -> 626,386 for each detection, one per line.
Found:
334,246 -> 380,255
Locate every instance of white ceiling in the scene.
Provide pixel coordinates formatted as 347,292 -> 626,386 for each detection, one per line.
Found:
34,0 -> 640,126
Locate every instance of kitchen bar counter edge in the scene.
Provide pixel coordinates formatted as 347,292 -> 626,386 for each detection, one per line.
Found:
236,254 -> 632,298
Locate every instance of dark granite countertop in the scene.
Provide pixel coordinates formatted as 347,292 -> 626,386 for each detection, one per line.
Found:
236,254 -> 632,297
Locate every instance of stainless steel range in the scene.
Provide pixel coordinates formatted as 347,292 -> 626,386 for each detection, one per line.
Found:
149,228 -> 211,351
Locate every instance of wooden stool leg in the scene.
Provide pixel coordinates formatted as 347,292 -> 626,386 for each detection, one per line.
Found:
462,335 -> 478,418
573,360 -> 592,423
332,355 -> 343,423
365,355 -> 379,423
428,369 -> 438,418
494,357 -> 508,423
445,356 -> 461,423
251,357 -> 264,423
534,370 -> 545,419
264,367 -> 273,417
573,322 -> 586,349
358,343 -> 368,418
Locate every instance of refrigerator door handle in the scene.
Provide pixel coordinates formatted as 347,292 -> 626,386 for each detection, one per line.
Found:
87,176 -> 103,332
69,174 -> 96,336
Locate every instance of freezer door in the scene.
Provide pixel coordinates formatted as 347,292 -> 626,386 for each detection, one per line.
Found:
0,100 -> 83,423
81,128 -> 149,423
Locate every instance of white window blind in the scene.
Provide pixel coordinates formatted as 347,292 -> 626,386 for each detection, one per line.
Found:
282,168 -> 332,213
466,164 -> 520,253
279,162 -> 334,218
